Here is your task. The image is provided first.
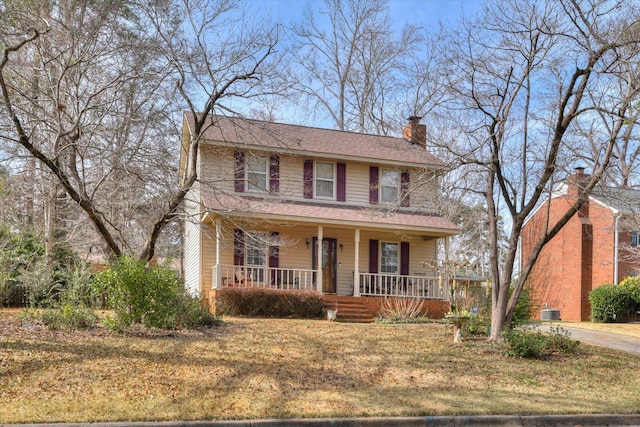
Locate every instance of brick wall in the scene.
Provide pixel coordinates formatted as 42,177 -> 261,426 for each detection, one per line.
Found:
522,188 -> 629,321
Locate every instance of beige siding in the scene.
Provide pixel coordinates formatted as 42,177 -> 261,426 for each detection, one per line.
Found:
345,163 -> 371,205
409,169 -> 439,211
279,156 -> 304,199
200,226 -> 217,293
183,182 -> 201,295
200,146 -> 235,195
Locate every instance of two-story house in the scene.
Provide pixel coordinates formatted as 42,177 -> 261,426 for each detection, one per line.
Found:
180,113 -> 459,318
521,169 -> 640,321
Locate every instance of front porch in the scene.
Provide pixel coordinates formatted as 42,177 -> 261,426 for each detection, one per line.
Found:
212,264 -> 451,300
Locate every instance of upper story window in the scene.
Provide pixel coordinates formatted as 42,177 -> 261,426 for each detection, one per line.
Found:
632,232 -> 640,247
304,160 -> 345,201
369,166 -> 410,207
234,151 -> 279,194
380,169 -> 400,204
315,162 -> 335,199
246,154 -> 268,192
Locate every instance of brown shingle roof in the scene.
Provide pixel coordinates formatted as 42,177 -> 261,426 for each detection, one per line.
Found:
203,194 -> 459,236
185,113 -> 443,167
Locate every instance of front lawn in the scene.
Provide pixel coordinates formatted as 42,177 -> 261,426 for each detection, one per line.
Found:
1,310 -> 639,423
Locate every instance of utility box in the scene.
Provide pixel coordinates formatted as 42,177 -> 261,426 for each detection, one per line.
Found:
540,308 -> 560,321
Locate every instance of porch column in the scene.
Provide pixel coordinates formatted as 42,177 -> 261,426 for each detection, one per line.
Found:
444,236 -> 450,300
353,228 -> 360,296
213,217 -> 222,289
316,225 -> 323,293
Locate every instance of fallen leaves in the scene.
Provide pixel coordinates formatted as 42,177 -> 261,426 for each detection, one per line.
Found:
0,311 -> 639,423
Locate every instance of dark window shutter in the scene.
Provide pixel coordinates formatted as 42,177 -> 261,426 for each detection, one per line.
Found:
401,170 -> 410,207
234,151 -> 245,193
269,231 -> 279,285
270,155 -> 280,194
269,231 -> 279,268
369,239 -> 379,273
400,242 -> 409,275
337,162 -> 346,202
369,166 -> 379,204
233,229 -> 244,266
303,159 -> 314,199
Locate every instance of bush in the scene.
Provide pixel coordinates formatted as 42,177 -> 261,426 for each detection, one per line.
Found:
462,311 -> 491,337
216,288 -> 324,318
619,277 -> 640,312
511,286 -> 532,326
39,304 -> 98,330
94,255 -> 216,330
378,297 -> 426,322
502,326 -> 579,359
589,284 -> 634,323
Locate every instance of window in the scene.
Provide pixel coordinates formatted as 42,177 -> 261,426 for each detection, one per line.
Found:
246,154 -> 267,192
246,232 -> 266,282
380,169 -> 399,203
380,242 -> 398,274
315,162 -> 335,198
632,232 -> 640,247
246,232 -> 267,266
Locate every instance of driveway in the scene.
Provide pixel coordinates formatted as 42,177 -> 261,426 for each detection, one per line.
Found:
536,324 -> 640,355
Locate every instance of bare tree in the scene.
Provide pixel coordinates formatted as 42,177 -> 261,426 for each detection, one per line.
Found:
0,0 -> 283,262
433,0 -> 640,339
290,0 -> 422,133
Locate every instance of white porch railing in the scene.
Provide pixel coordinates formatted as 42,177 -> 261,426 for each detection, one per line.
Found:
358,273 -> 448,300
212,265 -> 316,290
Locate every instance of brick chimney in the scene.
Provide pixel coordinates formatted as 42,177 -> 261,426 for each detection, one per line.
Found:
402,115 -> 426,148
567,167 -> 590,199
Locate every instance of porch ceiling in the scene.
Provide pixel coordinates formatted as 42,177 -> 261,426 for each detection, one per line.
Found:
202,194 -> 459,236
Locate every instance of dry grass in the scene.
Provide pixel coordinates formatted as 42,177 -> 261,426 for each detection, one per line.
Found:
1,310 -> 640,424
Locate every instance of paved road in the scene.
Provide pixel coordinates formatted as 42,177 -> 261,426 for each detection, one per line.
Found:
536,324 -> 640,355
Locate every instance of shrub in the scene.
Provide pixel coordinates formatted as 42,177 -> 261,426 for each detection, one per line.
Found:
502,326 -> 579,359
378,297 -> 426,322
94,255 -> 216,330
619,277 -> 640,312
502,327 -> 550,358
462,311 -> 491,337
39,304 -> 98,330
511,286 -> 532,326
589,284 -> 634,322
216,288 -> 324,318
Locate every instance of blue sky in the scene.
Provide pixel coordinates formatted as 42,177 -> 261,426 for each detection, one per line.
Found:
253,0 -> 484,30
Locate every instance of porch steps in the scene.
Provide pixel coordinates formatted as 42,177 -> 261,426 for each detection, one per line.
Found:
322,295 -> 375,323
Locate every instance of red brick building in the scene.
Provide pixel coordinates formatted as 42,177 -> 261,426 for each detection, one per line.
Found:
521,170 -> 640,321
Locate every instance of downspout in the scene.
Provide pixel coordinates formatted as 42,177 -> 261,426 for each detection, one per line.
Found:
614,212 -> 620,285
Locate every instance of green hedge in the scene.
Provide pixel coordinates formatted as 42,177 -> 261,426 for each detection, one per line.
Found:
589,284 -> 634,323
216,288 -> 324,318
619,277 -> 640,312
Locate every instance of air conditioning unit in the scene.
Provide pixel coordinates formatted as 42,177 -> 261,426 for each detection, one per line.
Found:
540,308 -> 560,321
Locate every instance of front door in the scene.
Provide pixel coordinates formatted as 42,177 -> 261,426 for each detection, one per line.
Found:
312,237 -> 337,293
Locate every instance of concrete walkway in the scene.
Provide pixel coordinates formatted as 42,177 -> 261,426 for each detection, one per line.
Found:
535,324 -> 640,355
